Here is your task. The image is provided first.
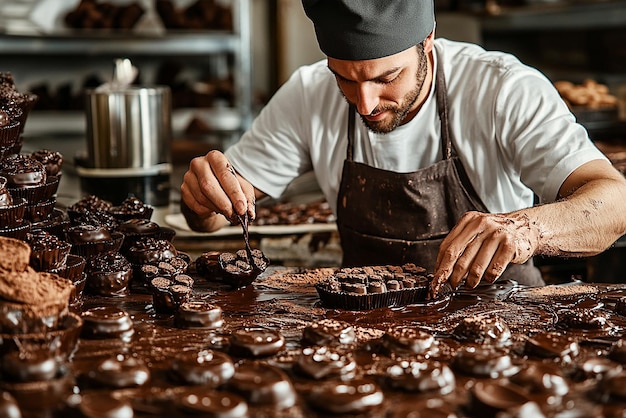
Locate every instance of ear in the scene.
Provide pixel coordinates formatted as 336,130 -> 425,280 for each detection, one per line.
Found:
423,31 -> 435,54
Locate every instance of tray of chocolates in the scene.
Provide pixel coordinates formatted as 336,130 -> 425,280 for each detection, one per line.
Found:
315,263 -> 433,310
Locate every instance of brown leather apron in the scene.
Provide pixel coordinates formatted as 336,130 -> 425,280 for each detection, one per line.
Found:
335,55 -> 544,287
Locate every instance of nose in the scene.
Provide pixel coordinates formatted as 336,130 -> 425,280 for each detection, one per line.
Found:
354,82 -> 379,116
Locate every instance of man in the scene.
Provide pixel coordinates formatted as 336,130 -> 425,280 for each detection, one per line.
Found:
181,0 -> 626,297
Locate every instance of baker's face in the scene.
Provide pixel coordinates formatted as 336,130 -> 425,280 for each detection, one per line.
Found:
328,37 -> 433,134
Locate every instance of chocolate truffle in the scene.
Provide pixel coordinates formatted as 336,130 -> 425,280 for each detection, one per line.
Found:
557,308 -> 611,330
509,363 -> 569,397
469,381 -> 540,418
68,195 -> 113,215
126,237 -> 177,266
108,196 -> 153,221
229,327 -> 285,357
169,349 -> 235,386
0,154 -> 48,203
1,350 -> 60,382
524,331 -> 580,361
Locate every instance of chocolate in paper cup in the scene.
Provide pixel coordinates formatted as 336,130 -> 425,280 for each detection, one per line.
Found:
24,198 -> 56,222
48,254 -> 87,282
0,197 -> 26,227
315,285 -> 429,311
7,175 -> 58,204
0,299 -> 69,334
70,231 -> 124,259
0,120 -> 20,147
29,239 -> 71,271
0,219 -> 30,239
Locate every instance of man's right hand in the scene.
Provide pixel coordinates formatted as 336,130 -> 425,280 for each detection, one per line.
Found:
180,150 -> 258,232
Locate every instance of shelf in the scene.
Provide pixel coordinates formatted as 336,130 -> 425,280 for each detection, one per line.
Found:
0,31 -> 242,56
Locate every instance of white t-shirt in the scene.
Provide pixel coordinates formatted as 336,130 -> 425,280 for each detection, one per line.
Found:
226,38 -> 607,215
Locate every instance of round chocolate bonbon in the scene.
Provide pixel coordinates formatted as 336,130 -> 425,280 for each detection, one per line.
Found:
524,331 -> 579,361
87,354 -> 150,388
0,391 -> 20,418
385,360 -> 455,394
1,350 -> 60,382
174,387 -> 248,418
228,361 -> 296,409
381,326 -> 435,355
302,318 -> 356,346
558,308 -> 611,330
85,252 -> 132,297
76,392 -> 133,418
174,300 -> 224,329
170,349 -> 235,387
295,346 -> 357,380
469,381 -> 540,417
229,327 -> 285,357
80,306 -> 134,341
308,378 -> 384,414
452,313 -> 511,345
509,363 -> 569,397
452,346 -> 517,378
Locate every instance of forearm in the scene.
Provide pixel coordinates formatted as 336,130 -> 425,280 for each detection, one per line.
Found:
523,176 -> 626,258
180,200 -> 229,233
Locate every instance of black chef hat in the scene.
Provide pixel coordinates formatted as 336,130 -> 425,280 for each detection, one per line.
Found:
302,0 -> 435,60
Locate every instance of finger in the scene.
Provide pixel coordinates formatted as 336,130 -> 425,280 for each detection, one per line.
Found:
187,155 -> 235,218
239,175 -> 257,220
482,242 -> 516,284
181,167 -> 221,217
205,151 -> 248,217
464,236 -> 502,289
448,232 -> 485,290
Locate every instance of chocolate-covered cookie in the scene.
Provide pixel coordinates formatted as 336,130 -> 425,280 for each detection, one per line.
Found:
174,300 -> 224,329
228,361 -> 296,409
229,327 -> 285,357
452,313 -> 512,346
80,306 -> 134,341
169,349 -> 235,386
509,363 -> 569,397
295,346 -> 357,380
173,387 -> 248,418
524,331 -> 579,361
302,318 -> 356,347
307,378 -> 384,414
452,346 -> 517,378
86,354 -> 150,388
385,360 -> 455,394
381,326 -> 435,355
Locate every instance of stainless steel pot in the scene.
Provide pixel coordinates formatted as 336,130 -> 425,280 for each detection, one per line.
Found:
85,86 -> 172,169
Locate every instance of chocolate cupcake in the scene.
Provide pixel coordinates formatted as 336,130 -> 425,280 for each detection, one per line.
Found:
108,196 -> 154,222
174,300 -> 224,329
30,208 -> 70,239
0,109 -> 20,149
69,209 -> 119,231
307,378 -> 384,414
30,149 -> 63,177
295,346 -> 357,380
228,361 -> 297,409
26,230 -> 71,271
80,306 -> 134,341
229,327 -> 285,358
0,176 -> 26,228
84,252 -> 132,297
0,154 -> 48,203
67,195 -> 113,220
169,349 -> 235,386
66,224 -> 124,259
195,250 -> 222,280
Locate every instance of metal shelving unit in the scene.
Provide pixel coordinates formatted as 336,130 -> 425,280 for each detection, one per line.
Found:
0,0 -> 252,142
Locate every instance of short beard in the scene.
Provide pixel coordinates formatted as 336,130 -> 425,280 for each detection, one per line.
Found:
360,44 -> 429,134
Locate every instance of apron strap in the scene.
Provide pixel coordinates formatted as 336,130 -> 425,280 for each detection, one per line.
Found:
435,57 -> 453,160
347,105 -> 356,161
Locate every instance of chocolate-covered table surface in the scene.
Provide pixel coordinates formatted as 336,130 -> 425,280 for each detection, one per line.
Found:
61,268 -> 626,416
